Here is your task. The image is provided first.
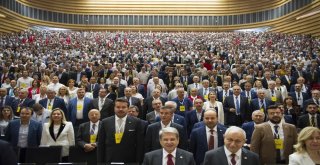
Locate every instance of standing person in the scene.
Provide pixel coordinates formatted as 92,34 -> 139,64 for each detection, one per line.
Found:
250,105 -> 297,165
297,102 -> 320,130
0,139 -> 18,165
142,127 -> 195,165
97,98 -> 144,163
40,108 -> 75,162
89,88 -> 114,119
203,126 -> 260,165
289,127 -> 320,165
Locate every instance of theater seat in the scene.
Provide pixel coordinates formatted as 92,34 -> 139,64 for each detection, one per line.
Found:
68,146 -> 96,165
25,146 -> 62,165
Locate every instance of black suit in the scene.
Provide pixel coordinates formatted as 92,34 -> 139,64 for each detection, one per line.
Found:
145,122 -> 188,152
97,116 -> 144,163
143,97 -> 167,119
203,147 -> 260,165
122,97 -> 142,118
0,140 -> 17,165
88,98 -> 114,119
223,95 -> 250,126
297,114 -> 320,129
142,148 -> 195,165
76,121 -> 101,148
12,98 -> 35,116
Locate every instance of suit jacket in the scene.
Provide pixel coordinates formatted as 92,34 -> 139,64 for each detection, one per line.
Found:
0,139 -> 17,165
265,89 -> 283,104
76,121 -> 101,148
223,95 -> 250,126
86,83 -> 100,98
172,97 -> 194,117
297,114 -> 320,129
12,98 -> 35,116
217,90 -> 233,103
40,122 -> 75,157
187,83 -> 203,94
185,110 -> 204,137
250,98 -> 274,115
121,96 -> 142,114
89,97 -> 114,119
203,147 -> 260,165
1,95 -> 15,108
198,87 -> 214,100
5,119 -> 42,147
241,121 -> 255,144
280,75 -> 292,91
143,97 -> 167,119
289,92 -> 309,107
97,115 -> 144,163
145,122 -> 188,152
142,148 -> 195,165
240,90 -> 258,101
155,114 -> 187,129
250,122 -> 297,165
190,124 -> 227,165
67,97 -> 92,125
289,152 -> 315,165
39,97 -> 68,115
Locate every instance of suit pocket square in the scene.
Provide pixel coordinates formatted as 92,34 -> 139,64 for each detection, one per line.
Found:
128,129 -> 136,132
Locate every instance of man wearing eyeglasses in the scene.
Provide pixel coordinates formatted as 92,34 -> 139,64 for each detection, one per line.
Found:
250,105 -> 297,165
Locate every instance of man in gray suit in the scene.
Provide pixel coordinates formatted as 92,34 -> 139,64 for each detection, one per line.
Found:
142,127 -> 195,165
146,99 -> 162,124
187,76 -> 203,94
198,80 -> 214,101
203,126 -> 260,165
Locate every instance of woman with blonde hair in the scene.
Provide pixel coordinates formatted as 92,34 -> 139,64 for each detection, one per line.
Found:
289,127 -> 320,165
57,86 -> 70,106
202,91 -> 224,124
40,108 -> 75,162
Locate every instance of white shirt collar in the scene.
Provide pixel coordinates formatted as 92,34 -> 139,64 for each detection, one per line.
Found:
224,145 -> 242,162
163,148 -> 177,158
206,125 -> 217,132
115,115 -> 128,122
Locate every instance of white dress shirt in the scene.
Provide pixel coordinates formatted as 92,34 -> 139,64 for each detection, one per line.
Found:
115,115 -> 127,133
268,121 -> 285,160
162,148 -> 176,165
206,125 -> 218,150
224,146 -> 242,165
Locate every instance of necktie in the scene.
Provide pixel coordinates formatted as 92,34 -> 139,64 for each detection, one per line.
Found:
195,83 -> 198,88
19,99 -> 23,106
271,90 -> 274,96
118,118 -> 124,133
316,100 -> 319,105
91,84 -> 94,91
90,123 -> 96,135
247,91 -> 250,98
274,125 -> 281,162
167,154 -> 174,165
208,129 -> 214,150
49,99 -> 52,106
0,97 -> 3,108
204,88 -> 208,96
311,115 -> 316,127
231,154 -> 236,165
225,90 -> 228,97
236,96 -> 240,114
260,99 -> 264,109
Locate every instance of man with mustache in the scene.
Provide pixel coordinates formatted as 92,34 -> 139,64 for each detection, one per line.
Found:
250,105 -> 297,165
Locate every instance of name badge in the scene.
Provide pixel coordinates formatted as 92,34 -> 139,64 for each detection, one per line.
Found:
204,95 -> 208,100
48,105 -> 52,111
274,139 -> 284,150
260,108 -> 264,113
17,106 -> 21,113
180,106 -> 185,112
271,96 -> 277,102
21,83 -> 27,88
77,104 -> 83,111
115,133 -> 124,144
90,135 -> 97,143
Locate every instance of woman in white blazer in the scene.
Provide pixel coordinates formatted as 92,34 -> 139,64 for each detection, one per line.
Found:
40,108 -> 75,162
289,127 -> 320,165
275,78 -> 288,101
202,91 -> 224,124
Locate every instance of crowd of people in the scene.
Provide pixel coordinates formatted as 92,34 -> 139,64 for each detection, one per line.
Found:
0,29 -> 319,164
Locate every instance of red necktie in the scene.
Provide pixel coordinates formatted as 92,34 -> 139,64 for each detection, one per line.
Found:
167,154 -> 174,165
208,129 -> 214,150
231,154 -> 236,165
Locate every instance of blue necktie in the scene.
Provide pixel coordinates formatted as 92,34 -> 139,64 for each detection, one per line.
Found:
236,96 -> 240,114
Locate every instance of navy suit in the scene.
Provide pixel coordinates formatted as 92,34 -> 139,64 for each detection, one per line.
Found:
289,92 -> 309,108
39,97 -> 68,116
250,98 -> 274,116
223,95 -> 250,126
12,98 -> 35,117
189,124 -> 227,165
240,90 -> 258,100
241,121 -> 255,144
67,97 -> 92,125
87,83 -> 100,98
155,114 -> 187,129
172,97 -> 193,117
217,90 -> 233,103
5,119 -> 42,147
1,96 -> 15,108
185,110 -> 204,137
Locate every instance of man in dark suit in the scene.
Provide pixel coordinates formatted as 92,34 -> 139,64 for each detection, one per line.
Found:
112,77 -> 125,98
250,89 -> 274,119
0,87 -> 15,109
303,89 -> 320,113
39,88 -> 67,115
185,98 -> 204,137
143,89 -> 167,119
76,109 -> 101,165
145,105 -> 188,153
89,88 -> 114,119
97,98 -> 144,163
146,99 -> 162,124
289,83 -> 309,108
240,82 -> 257,102
297,102 -> 320,130
86,77 -> 100,98
0,139 -> 17,165
142,127 -> 195,165
190,110 -> 227,165
241,110 -> 265,146
217,82 -> 233,103
121,87 -> 142,113
280,70 -> 292,91
223,85 -> 250,126
203,126 -> 260,165
5,107 -> 42,147
11,88 -> 35,117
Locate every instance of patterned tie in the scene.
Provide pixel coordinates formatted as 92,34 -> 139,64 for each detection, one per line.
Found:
90,123 -> 96,135
208,129 -> 214,150
231,154 -> 236,165
236,96 -> 240,115
311,115 -> 316,127
274,125 -> 281,162
167,154 -> 174,165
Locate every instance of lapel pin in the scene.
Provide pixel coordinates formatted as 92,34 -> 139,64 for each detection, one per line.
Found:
180,156 -> 183,159
244,156 -> 247,159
